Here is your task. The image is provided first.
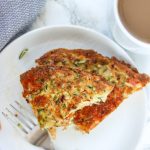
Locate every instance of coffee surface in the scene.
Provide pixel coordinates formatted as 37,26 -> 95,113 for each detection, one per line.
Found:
118,0 -> 150,43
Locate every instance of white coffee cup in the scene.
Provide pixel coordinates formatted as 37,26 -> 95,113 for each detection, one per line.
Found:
112,0 -> 150,55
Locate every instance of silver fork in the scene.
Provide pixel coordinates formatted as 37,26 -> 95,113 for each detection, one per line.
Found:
1,101 -> 53,150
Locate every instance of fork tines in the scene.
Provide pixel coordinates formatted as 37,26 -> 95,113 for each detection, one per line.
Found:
2,101 -> 37,135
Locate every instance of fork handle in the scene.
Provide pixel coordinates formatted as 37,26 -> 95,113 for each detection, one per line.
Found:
35,132 -> 55,150
34,131 -> 48,146
27,126 -> 54,150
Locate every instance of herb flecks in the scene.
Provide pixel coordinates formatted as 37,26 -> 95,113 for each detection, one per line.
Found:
74,59 -> 86,66
87,85 -> 94,90
97,97 -> 102,101
19,48 -> 28,59
43,84 -> 48,92
37,109 -> 44,114
38,78 -> 45,83
62,103 -> 66,109
55,99 -> 60,104
17,123 -> 23,129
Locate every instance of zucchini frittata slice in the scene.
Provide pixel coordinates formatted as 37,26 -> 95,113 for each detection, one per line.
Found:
20,66 -> 113,129
36,48 -> 149,97
36,48 -> 150,132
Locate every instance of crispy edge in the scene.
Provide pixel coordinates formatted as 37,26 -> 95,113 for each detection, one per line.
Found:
74,87 -> 123,132
35,48 -> 109,65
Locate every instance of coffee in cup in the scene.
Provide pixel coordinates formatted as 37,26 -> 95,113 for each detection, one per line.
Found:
118,0 -> 150,43
112,0 -> 150,54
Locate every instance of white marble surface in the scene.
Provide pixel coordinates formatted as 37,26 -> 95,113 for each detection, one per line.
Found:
1,0 -> 150,149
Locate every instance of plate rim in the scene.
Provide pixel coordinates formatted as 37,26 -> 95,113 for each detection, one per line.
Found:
0,25 -> 136,66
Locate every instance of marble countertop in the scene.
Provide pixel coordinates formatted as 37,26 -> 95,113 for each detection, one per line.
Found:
1,0 -> 150,149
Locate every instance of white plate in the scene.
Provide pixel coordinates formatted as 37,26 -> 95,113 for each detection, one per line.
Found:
0,26 -> 146,150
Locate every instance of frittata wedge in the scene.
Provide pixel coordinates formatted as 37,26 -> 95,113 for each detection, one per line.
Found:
36,48 -> 150,132
20,65 -> 113,130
